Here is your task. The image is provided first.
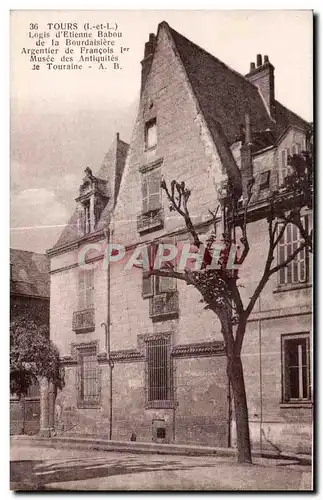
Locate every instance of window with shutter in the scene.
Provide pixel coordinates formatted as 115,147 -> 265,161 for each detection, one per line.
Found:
277,218 -> 308,286
142,242 -> 177,297
142,271 -> 154,298
142,169 -> 161,214
156,275 -> 176,294
78,269 -> 94,309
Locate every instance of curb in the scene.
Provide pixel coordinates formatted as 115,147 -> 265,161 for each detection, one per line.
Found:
11,435 -> 312,465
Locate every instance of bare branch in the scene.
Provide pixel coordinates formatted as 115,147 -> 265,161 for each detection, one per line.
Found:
208,205 -> 220,238
236,186 -> 252,265
245,272 -> 269,320
291,213 -> 313,253
228,279 -> 244,316
161,179 -> 201,248
273,219 -> 289,249
269,240 -> 307,275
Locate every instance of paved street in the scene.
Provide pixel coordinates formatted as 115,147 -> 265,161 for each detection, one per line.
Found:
10,441 -> 312,491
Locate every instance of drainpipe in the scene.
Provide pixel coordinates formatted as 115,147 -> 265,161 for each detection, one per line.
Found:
259,296 -> 263,451
101,226 -> 114,441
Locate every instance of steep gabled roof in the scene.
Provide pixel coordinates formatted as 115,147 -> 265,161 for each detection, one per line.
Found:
274,100 -> 309,137
166,24 -> 309,148
10,249 -> 49,299
168,25 -> 273,146
50,135 -> 129,252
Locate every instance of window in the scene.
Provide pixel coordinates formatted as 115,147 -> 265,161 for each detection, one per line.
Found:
145,118 -> 157,150
280,143 -> 302,183
146,336 -> 173,405
78,268 -> 94,310
142,272 -> 176,298
77,347 -> 100,407
282,334 -> 311,402
141,168 -> 161,214
83,200 -> 91,234
277,220 -> 307,286
259,170 -> 270,190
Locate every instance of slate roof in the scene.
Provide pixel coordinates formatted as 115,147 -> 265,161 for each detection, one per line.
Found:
50,135 -> 129,251
10,249 -> 50,299
167,24 -> 309,149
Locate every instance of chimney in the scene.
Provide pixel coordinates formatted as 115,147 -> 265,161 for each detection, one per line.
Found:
240,112 -> 253,200
246,54 -> 275,118
140,33 -> 157,95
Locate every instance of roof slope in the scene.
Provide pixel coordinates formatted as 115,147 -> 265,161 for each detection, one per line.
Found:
50,135 -> 129,251
167,25 -> 309,146
168,26 -> 273,145
10,249 -> 49,299
274,100 -> 310,137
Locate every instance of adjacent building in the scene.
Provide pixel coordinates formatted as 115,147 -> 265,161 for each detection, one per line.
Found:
10,249 -> 50,435
48,22 -> 312,453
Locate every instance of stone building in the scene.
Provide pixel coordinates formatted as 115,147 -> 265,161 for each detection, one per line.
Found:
48,22 -> 312,453
10,249 -> 50,435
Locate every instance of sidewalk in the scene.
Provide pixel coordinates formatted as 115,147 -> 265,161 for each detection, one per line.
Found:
11,434 -> 311,465
10,439 -> 312,491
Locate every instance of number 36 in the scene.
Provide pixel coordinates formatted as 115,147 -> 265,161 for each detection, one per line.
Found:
29,23 -> 38,30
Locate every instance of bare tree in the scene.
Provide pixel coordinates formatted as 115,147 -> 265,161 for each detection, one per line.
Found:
149,135 -> 313,464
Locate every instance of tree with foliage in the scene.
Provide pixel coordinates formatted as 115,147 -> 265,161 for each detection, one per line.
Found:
10,318 -> 64,398
150,130 -> 313,464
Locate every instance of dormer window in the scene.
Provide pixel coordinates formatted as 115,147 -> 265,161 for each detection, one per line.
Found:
280,143 -> 302,184
76,167 -> 109,237
145,118 -> 157,150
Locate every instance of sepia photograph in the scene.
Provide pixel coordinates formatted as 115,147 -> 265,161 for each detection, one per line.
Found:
10,9 -> 313,491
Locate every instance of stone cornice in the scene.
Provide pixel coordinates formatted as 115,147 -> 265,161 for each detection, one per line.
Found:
110,349 -> 145,363
139,157 -> 164,174
172,341 -> 225,358
47,230 -> 105,258
61,338 -> 226,365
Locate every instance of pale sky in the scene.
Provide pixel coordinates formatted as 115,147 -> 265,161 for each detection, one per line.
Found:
10,10 -> 313,253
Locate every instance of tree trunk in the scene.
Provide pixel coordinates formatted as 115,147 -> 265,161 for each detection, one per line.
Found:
227,353 -> 252,464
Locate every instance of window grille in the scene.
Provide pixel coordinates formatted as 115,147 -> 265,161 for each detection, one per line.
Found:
146,337 -> 173,405
77,347 -> 100,407
278,219 -> 307,286
282,334 -> 311,402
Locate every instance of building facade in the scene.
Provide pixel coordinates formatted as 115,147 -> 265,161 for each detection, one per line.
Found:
48,22 -> 312,453
10,249 -> 50,435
